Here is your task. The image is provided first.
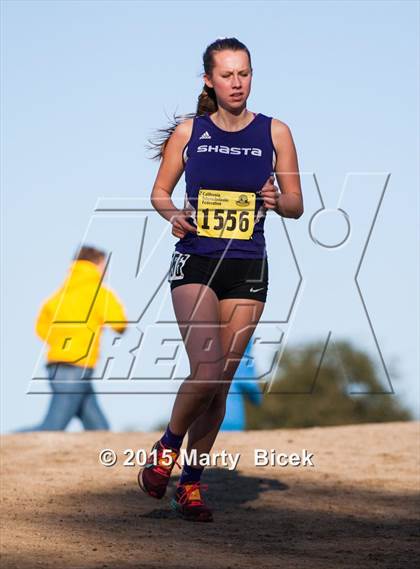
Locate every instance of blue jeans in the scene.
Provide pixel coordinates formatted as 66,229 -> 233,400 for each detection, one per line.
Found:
34,363 -> 110,431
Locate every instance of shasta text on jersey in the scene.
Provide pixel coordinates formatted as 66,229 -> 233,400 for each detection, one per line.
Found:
197,145 -> 263,156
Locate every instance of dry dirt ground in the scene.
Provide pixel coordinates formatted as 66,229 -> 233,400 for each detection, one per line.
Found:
1,422 -> 419,569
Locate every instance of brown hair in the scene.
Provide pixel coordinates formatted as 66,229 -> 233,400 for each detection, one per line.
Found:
147,37 -> 252,161
74,245 -> 106,264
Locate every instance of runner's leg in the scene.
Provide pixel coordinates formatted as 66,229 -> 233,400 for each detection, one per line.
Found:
168,283 -> 225,436
137,282 -> 224,500
185,299 -> 265,456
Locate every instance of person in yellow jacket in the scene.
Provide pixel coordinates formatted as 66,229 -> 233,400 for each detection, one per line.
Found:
27,245 -> 127,431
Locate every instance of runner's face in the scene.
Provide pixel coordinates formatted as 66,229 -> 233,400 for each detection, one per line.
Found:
204,50 -> 252,110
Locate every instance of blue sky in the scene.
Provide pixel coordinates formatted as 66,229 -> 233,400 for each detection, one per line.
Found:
1,0 -> 419,432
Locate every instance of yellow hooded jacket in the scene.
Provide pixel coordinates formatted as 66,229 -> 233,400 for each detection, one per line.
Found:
35,260 -> 127,368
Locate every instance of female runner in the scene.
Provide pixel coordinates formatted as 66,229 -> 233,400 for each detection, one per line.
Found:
138,37 -> 303,522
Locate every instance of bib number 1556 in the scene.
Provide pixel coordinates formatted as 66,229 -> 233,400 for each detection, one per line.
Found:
197,189 -> 256,240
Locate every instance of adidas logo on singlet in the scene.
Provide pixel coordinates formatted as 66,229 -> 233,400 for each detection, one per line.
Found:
199,131 -> 212,140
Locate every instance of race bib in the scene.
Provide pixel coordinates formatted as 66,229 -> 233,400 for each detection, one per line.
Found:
196,189 -> 256,240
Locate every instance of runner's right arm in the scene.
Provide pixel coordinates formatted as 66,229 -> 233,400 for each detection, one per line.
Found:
150,119 -> 197,238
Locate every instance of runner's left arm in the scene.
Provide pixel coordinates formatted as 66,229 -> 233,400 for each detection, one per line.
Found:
269,119 -> 304,219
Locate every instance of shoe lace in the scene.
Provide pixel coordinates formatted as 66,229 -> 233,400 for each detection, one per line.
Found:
149,441 -> 181,478
178,481 -> 209,506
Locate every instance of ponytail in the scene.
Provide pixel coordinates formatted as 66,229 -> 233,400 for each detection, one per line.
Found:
145,86 -> 218,161
196,84 -> 218,116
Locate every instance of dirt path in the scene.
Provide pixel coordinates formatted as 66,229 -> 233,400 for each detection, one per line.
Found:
1,422 -> 419,568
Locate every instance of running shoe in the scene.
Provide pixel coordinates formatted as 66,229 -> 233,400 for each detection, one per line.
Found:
170,481 -> 213,522
138,440 -> 181,499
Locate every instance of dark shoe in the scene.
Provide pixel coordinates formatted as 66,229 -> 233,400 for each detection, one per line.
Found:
170,481 -> 213,522
138,440 -> 181,499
